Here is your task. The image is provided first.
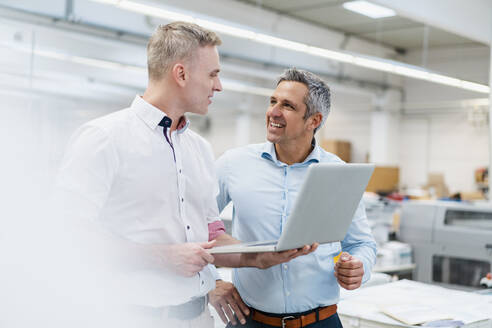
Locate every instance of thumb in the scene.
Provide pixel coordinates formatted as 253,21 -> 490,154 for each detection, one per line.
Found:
200,240 -> 216,249
340,252 -> 352,262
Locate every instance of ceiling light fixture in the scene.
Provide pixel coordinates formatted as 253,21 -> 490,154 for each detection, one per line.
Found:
0,42 -> 272,97
342,1 -> 396,19
89,0 -> 489,94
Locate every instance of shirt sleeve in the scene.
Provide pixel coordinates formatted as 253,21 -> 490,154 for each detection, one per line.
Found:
52,124 -> 119,224
340,200 -> 378,284
208,264 -> 222,281
198,139 -> 226,241
205,180 -> 224,239
215,152 -> 232,213
208,221 -> 226,241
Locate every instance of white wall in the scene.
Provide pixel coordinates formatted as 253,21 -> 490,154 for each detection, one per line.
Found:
399,113 -> 489,193
398,45 -> 490,192
322,109 -> 372,163
0,91 -> 125,210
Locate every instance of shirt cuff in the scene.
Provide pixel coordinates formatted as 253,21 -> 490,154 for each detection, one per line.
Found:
208,220 -> 226,241
360,256 -> 373,284
209,264 -> 222,281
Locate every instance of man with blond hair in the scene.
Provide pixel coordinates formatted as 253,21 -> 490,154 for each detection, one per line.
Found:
55,22 -> 316,328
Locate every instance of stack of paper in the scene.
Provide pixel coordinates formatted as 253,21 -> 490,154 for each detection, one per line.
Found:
338,280 -> 492,328
381,304 -> 452,325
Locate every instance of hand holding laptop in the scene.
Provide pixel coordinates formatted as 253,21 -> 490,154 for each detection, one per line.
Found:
240,242 -> 319,269
209,164 -> 375,254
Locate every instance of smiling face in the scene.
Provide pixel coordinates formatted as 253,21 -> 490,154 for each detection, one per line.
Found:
184,45 -> 222,115
266,81 -> 317,147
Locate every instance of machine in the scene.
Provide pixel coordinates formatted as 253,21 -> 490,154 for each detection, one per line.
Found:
399,201 -> 492,288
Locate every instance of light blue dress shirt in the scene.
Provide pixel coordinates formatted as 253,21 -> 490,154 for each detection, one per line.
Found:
216,141 -> 377,314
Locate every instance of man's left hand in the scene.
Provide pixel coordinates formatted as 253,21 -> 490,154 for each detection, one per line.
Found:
208,280 -> 250,325
334,252 -> 364,290
243,243 -> 319,269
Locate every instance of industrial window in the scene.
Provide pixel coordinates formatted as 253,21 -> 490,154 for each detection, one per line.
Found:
444,210 -> 492,230
433,255 -> 490,287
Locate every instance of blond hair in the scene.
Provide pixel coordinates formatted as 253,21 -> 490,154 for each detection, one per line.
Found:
147,21 -> 222,81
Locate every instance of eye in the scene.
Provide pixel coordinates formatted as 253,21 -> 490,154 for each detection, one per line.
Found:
270,99 -> 277,105
284,103 -> 295,109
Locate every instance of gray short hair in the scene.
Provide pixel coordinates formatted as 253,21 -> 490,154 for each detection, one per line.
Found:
147,21 -> 222,81
277,68 -> 331,133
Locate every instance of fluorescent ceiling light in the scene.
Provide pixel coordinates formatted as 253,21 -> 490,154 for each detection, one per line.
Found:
0,41 -> 272,97
393,65 -> 430,80
461,81 -> 490,94
32,48 -> 145,72
428,73 -> 462,88
89,0 -> 490,94
118,1 -> 194,22
221,79 -> 273,97
353,56 -> 394,73
195,19 -> 256,39
307,47 -> 354,63
254,34 -> 308,52
343,1 -> 396,19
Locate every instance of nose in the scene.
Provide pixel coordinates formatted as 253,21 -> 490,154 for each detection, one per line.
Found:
214,77 -> 223,92
269,102 -> 281,117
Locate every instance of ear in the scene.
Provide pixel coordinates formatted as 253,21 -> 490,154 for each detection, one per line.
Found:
307,112 -> 323,131
171,63 -> 186,87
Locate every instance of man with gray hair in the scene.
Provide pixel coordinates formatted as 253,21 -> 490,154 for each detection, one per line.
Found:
209,68 -> 377,327
55,23 -> 316,328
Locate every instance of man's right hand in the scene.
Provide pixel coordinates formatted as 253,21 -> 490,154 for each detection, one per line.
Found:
208,280 -> 250,325
150,241 -> 216,277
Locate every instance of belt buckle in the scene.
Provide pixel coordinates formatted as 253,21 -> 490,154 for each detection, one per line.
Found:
281,315 -> 295,328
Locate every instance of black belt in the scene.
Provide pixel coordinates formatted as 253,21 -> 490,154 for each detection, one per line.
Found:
166,295 -> 207,320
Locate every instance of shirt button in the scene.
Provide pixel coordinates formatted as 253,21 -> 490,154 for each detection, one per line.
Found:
181,198 -> 184,202
179,169 -> 182,173
186,225 -> 190,230
201,281 -> 204,285
286,291 -> 290,296
284,264 -> 288,270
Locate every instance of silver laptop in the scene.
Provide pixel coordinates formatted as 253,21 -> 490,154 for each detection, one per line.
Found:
209,163 -> 375,254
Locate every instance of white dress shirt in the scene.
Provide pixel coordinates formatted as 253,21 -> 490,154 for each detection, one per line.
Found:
54,95 -> 220,307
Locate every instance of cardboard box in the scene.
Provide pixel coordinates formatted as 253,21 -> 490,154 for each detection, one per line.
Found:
475,167 -> 488,183
366,166 -> 399,193
321,139 -> 351,163
423,173 -> 449,198
460,191 -> 485,201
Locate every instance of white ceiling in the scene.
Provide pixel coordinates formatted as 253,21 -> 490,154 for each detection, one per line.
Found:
237,0 -> 485,51
0,0 -> 488,108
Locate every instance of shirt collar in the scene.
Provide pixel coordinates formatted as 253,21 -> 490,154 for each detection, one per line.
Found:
131,95 -> 189,133
260,138 -> 320,166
